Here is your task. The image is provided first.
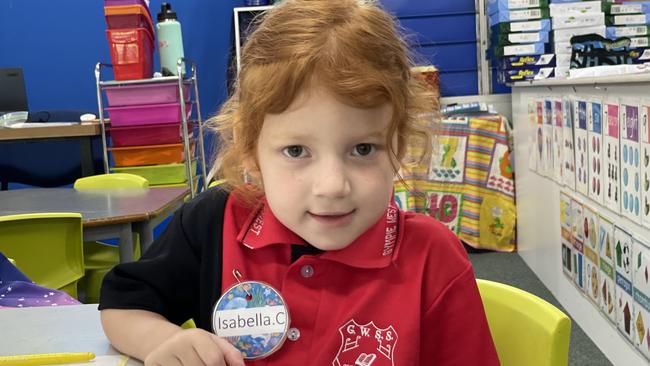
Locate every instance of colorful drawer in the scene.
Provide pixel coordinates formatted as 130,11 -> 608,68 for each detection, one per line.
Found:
106,102 -> 192,127
111,161 -> 197,185
109,141 -> 195,167
108,121 -> 192,147
104,81 -> 191,107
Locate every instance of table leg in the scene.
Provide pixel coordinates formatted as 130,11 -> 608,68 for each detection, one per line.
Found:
80,137 -> 95,177
138,221 -> 154,255
118,223 -> 134,263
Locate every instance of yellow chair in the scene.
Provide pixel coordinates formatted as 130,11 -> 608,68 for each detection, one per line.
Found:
0,213 -> 84,298
477,279 -> 571,366
7,257 -> 16,266
208,179 -> 225,188
75,173 -> 147,303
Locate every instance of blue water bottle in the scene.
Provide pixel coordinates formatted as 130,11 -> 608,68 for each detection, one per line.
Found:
156,3 -> 185,76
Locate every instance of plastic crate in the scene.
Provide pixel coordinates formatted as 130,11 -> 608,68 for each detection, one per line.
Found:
109,141 -> 195,167
106,28 -> 154,80
104,81 -> 191,107
111,161 -> 197,185
106,102 -> 192,127
105,4 -> 154,34
108,121 -> 192,147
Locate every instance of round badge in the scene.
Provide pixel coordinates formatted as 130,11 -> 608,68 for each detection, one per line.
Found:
212,281 -> 290,359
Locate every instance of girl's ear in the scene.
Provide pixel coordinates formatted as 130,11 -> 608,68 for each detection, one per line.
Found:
243,156 -> 261,181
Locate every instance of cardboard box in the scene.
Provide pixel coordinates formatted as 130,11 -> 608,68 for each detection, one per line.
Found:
603,2 -> 650,15
553,13 -> 605,30
500,42 -> 549,56
499,54 -> 556,70
488,0 -> 549,15
549,1 -> 602,17
492,19 -> 552,33
553,26 -> 606,43
606,14 -> 650,26
489,7 -> 550,26
606,25 -> 650,38
491,30 -> 549,47
498,66 -> 555,83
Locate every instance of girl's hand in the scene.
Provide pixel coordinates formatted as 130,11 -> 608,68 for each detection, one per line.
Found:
144,328 -> 245,366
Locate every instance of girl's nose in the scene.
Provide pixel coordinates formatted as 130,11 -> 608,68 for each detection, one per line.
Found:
312,158 -> 351,198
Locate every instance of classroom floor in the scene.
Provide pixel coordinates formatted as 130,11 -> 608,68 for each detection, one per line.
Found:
468,251 -> 613,366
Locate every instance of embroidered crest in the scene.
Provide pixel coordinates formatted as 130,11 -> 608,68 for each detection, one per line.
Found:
333,319 -> 398,366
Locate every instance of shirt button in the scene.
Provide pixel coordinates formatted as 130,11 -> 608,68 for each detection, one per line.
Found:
287,327 -> 301,341
300,264 -> 314,278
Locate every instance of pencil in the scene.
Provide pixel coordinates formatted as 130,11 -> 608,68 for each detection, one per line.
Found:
0,352 -> 95,365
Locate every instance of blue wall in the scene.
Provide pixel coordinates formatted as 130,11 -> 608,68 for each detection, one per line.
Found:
0,0 -> 238,119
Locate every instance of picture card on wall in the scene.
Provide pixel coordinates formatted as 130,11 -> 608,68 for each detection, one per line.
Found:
603,101 -> 621,214
553,98 -> 564,183
561,192 -> 574,278
599,216 -> 617,323
583,205 -> 600,305
543,98 -> 555,177
640,100 -> 650,227
574,99 -> 590,196
633,238 -> 650,360
528,99 -> 539,172
588,99 -> 604,205
571,197 -> 585,291
621,101 -> 642,222
563,98 -> 577,190
614,225 -> 634,342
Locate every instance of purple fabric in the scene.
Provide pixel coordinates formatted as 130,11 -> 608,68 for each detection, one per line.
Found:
0,252 -> 80,308
0,281 -> 80,308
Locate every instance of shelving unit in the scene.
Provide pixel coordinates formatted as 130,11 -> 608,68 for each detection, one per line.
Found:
94,59 -> 207,198
511,75 -> 650,366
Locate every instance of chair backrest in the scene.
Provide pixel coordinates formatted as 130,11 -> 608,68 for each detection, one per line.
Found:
0,213 -> 84,295
74,173 -> 149,189
477,279 -> 571,366
208,179 -> 225,188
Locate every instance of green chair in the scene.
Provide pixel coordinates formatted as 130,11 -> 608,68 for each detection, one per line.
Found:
74,173 -> 147,303
477,279 -> 571,366
0,213 -> 84,298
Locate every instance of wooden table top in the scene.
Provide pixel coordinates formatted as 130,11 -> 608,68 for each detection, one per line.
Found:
0,122 -> 101,141
0,187 -> 189,227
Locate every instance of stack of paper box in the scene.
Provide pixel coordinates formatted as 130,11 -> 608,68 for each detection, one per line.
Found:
549,0 -> 605,78
604,1 -> 650,49
488,0 -> 555,83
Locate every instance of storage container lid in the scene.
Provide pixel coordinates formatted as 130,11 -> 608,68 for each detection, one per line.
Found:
157,3 -> 177,22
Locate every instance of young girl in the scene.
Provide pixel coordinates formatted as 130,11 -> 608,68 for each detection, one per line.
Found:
99,0 -> 500,365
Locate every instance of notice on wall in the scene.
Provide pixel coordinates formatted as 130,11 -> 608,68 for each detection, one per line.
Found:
614,226 -> 635,342
553,99 -> 564,184
640,101 -> 650,227
633,238 -> 650,359
621,101 -> 642,222
563,98 -> 577,190
604,101 -> 622,213
575,99 -> 590,197
543,99 -> 555,177
561,192 -> 574,278
584,205 -> 600,306
598,216 -> 617,323
588,99 -> 605,205
571,197 -> 586,291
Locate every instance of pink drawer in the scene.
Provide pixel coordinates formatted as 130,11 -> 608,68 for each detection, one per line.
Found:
106,102 -> 192,127
108,122 -> 192,147
104,81 -> 191,107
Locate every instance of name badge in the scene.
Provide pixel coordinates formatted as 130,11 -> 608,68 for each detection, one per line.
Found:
212,280 -> 290,359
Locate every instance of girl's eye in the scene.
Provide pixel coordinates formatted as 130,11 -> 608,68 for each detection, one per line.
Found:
283,145 -> 306,158
353,143 -> 375,156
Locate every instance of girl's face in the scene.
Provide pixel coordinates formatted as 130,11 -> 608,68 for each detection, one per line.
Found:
255,86 -> 396,251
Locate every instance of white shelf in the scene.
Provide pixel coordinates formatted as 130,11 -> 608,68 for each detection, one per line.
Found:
513,73 -> 650,88
233,5 -> 274,12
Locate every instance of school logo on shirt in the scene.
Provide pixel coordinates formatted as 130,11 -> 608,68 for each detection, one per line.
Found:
333,319 -> 398,366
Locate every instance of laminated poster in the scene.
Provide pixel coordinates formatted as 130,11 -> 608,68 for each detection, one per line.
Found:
640,101 -> 650,227
571,198 -> 585,291
553,99 -> 564,183
599,216 -> 617,323
583,205 -> 600,305
614,226 -> 634,342
560,192 -> 573,278
562,98 -> 577,190
535,100 -> 545,174
574,100 -> 590,196
633,238 -> 650,360
543,99 -> 555,177
620,101 -> 642,223
528,99 -> 539,173
588,100 -> 604,205
603,102 -> 621,213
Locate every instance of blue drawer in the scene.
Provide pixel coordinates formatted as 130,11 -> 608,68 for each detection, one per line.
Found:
398,14 -> 477,45
415,43 -> 478,72
380,0 -> 476,16
438,71 -> 479,97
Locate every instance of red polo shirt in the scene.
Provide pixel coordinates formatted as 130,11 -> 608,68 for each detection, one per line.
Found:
221,195 -> 499,365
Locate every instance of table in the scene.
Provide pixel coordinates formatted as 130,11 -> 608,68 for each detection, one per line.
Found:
0,187 -> 189,262
0,304 -> 142,365
0,123 -> 101,189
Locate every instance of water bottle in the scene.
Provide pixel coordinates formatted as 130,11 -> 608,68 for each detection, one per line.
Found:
156,3 -> 185,76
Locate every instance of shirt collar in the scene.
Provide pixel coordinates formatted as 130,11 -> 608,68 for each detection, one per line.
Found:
237,198 -> 403,269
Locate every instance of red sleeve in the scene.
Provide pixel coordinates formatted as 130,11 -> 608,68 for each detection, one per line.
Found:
421,264 -> 500,365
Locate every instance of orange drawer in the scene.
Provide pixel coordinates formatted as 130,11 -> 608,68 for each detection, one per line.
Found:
110,141 -> 194,167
